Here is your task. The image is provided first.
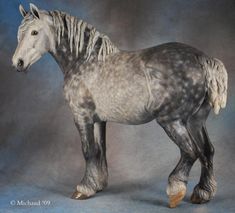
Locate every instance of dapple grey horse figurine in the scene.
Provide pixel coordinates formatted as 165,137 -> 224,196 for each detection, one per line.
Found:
12,4 -> 228,208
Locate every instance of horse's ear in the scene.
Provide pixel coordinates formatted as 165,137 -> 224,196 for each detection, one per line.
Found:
19,4 -> 27,18
29,3 -> 40,19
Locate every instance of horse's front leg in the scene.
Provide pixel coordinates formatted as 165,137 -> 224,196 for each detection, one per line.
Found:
71,120 -> 108,200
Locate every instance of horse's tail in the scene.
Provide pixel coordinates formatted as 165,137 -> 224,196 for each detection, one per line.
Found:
203,57 -> 228,114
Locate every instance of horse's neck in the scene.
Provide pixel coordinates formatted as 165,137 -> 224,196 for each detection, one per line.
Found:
50,36 -> 84,76
50,33 -> 117,77
49,12 -> 119,77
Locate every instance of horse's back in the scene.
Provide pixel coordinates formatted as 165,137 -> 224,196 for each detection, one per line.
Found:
140,42 -> 206,71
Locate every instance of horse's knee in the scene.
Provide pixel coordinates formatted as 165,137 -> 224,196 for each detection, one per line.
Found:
160,120 -> 197,158
207,142 -> 215,158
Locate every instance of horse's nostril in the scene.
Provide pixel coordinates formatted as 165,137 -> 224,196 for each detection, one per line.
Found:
17,59 -> 24,68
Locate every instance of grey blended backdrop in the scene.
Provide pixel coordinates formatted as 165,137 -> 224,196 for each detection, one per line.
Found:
0,0 -> 235,212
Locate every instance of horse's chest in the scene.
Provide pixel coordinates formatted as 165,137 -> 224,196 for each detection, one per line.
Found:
63,77 -> 96,122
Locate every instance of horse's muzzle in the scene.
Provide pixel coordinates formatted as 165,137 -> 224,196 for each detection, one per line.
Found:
12,58 -> 28,72
17,58 -> 24,68
16,58 -> 25,72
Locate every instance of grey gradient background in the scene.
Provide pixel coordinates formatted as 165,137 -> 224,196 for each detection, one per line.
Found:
0,0 -> 235,212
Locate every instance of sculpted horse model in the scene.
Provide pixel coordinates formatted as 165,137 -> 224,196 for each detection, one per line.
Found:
12,4 -> 228,208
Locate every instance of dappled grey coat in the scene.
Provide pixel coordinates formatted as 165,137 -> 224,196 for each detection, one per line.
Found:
12,4 -> 228,208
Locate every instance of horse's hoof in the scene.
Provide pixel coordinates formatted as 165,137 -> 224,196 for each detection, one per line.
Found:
168,189 -> 186,208
190,186 -> 211,204
71,191 -> 89,200
167,180 -> 186,208
190,193 -> 208,204
191,180 -> 216,204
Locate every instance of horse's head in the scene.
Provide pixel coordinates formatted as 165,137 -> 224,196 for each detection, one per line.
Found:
12,4 -> 55,72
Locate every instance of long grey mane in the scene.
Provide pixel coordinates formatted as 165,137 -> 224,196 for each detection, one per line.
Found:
49,10 -> 119,61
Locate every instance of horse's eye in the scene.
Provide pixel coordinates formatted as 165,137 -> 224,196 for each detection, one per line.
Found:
31,30 -> 38,36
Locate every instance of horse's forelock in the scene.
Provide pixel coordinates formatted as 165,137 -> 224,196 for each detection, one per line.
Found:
19,10 -> 50,30
18,10 -> 51,39
17,14 -> 35,41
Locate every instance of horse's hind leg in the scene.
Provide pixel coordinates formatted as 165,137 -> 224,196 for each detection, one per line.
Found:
71,121 -> 108,200
187,101 -> 217,204
158,120 -> 198,208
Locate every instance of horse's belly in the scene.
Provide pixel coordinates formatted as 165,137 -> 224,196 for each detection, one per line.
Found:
96,105 -> 154,125
92,82 -> 153,124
